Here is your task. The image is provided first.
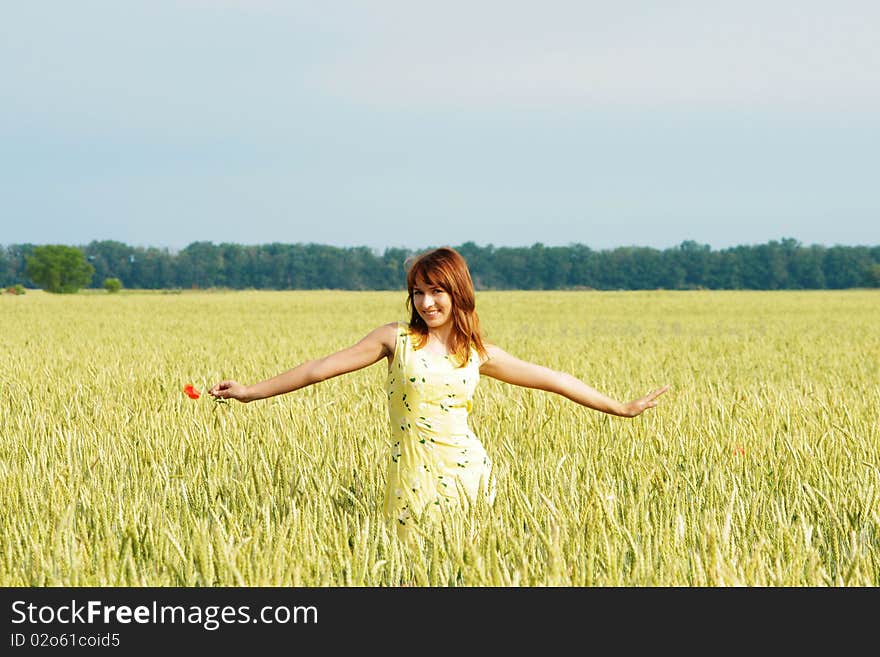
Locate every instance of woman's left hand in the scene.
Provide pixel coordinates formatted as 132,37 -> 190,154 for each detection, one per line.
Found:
621,385 -> 671,417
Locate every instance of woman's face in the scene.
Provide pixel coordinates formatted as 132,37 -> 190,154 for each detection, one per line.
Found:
412,276 -> 453,330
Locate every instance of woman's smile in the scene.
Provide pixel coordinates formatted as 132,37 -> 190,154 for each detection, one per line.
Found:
419,306 -> 448,325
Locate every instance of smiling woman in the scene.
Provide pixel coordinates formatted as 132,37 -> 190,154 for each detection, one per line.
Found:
209,247 -> 669,541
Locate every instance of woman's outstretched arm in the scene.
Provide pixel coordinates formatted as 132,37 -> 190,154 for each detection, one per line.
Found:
479,344 -> 669,418
209,323 -> 397,403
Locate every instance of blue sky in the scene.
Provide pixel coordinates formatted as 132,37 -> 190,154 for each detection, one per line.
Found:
2,1 -> 878,252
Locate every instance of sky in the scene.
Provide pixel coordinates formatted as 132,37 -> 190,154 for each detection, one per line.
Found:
1,0 -> 878,252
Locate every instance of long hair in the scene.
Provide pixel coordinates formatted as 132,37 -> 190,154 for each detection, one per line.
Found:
405,247 -> 488,367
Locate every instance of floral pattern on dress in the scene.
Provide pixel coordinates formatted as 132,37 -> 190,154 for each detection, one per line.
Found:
383,322 -> 495,539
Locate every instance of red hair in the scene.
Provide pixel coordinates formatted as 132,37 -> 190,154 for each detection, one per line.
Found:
405,247 -> 488,367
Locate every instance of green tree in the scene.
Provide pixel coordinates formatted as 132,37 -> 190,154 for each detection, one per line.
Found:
0,247 -> 10,286
678,240 -> 712,288
177,241 -> 222,288
104,277 -> 122,293
25,245 -> 95,293
84,240 -> 134,288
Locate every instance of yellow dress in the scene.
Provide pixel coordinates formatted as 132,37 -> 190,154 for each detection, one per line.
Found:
383,322 -> 495,538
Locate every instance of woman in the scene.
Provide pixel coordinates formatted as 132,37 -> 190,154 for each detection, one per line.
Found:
209,247 -> 669,539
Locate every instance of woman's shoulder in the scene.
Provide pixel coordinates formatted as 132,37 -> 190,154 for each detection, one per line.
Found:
378,321 -> 412,345
477,342 -> 503,367
361,322 -> 400,349
390,320 -> 411,338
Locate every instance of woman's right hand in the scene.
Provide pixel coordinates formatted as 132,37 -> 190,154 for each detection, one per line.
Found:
208,380 -> 251,403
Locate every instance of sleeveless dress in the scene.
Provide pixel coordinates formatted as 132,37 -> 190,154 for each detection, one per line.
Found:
383,322 -> 495,538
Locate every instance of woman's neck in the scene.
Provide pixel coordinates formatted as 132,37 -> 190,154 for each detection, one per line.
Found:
426,325 -> 453,351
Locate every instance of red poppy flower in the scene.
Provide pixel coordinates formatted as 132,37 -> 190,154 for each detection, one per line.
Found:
733,445 -> 745,457
183,384 -> 201,399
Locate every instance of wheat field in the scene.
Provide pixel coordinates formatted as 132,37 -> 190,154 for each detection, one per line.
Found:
1,289 -> 878,586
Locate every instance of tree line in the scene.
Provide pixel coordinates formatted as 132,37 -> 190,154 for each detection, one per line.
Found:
2,238 -> 879,292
